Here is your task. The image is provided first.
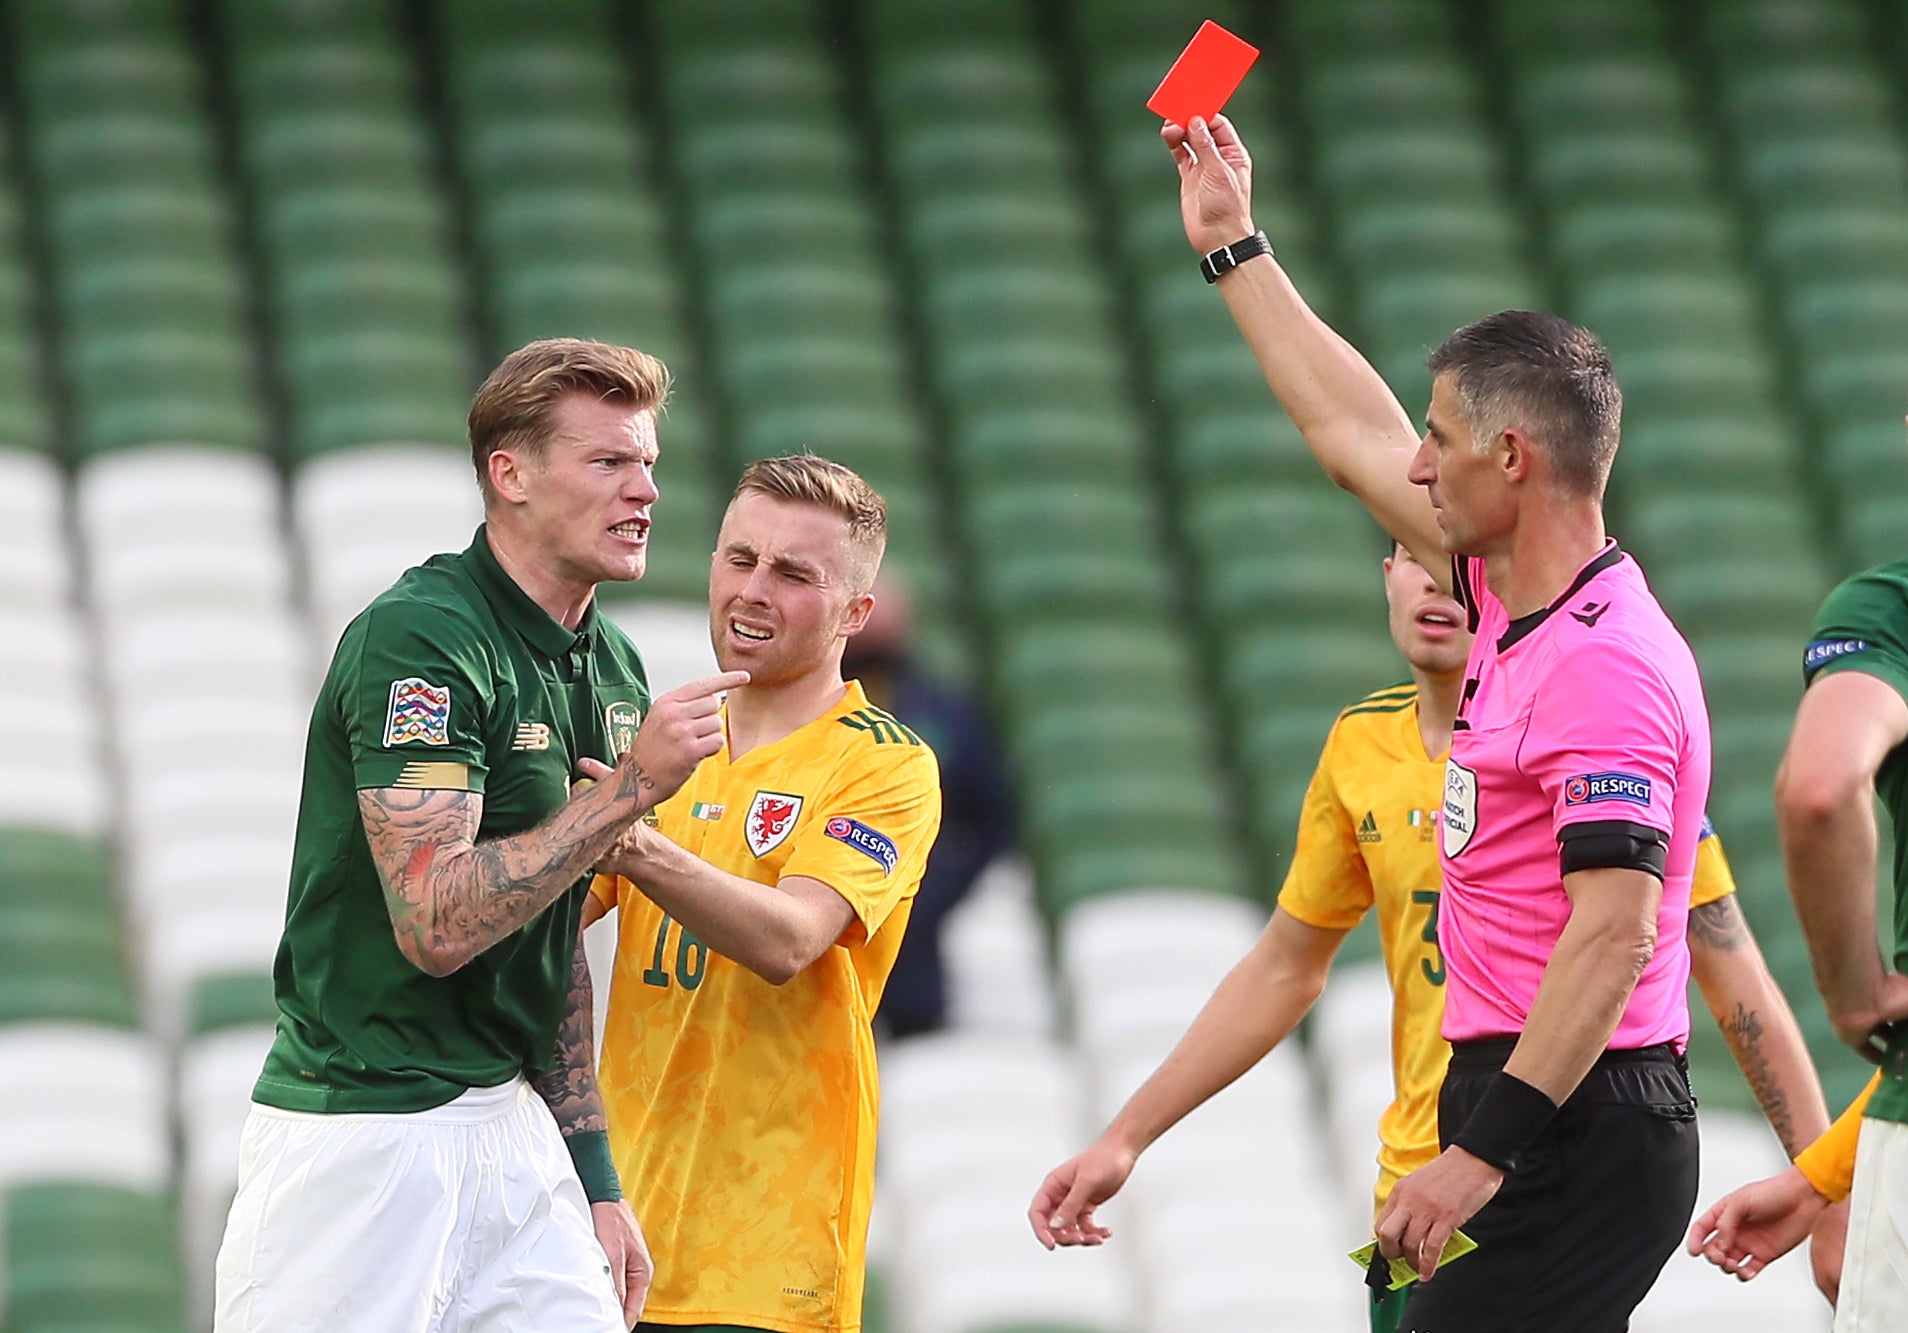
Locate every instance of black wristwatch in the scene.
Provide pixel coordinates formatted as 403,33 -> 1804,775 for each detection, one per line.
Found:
1199,230 -> 1273,283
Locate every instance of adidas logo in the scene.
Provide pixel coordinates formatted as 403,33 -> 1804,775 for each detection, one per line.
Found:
1357,810 -> 1382,843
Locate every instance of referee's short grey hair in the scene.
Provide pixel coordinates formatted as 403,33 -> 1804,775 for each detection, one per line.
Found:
1428,311 -> 1622,501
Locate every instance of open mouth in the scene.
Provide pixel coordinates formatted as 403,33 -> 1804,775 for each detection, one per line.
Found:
730,619 -> 772,643
1417,607 -> 1461,633
610,519 -> 649,544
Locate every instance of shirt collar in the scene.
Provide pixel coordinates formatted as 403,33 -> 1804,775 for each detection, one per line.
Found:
462,524 -> 600,658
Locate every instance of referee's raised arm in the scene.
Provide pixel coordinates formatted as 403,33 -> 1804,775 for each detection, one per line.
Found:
1163,114 -> 1446,587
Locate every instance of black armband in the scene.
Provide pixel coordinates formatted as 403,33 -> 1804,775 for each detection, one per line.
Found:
1557,819 -> 1668,879
565,1128 -> 623,1203
1451,1071 -> 1558,1174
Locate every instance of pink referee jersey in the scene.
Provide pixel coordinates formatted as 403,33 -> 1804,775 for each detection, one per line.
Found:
1439,542 -> 1711,1051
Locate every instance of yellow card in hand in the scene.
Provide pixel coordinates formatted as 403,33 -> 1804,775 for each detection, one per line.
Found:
1347,1229 -> 1478,1291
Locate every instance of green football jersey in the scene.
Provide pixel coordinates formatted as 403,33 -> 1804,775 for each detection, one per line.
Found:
1803,557 -> 1908,1123
254,528 -> 651,1114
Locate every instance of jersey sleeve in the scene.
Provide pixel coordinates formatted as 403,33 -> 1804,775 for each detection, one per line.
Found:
1524,640 -> 1684,878
1276,722 -> 1373,930
590,872 -> 627,912
346,602 -> 495,792
1803,568 -> 1908,704
1794,1071 -> 1880,1199
780,748 -> 942,948
1689,815 -> 1738,910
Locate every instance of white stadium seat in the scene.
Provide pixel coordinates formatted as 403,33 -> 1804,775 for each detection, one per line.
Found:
76,446 -> 282,551
141,906 -> 286,1045
941,858 -> 1057,1036
1058,889 -> 1267,1001
0,1024 -> 170,1191
178,1024 -> 278,1324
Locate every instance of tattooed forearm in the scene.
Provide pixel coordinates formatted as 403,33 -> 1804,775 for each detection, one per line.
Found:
359,777 -> 647,976
1688,896 -> 1752,952
530,932 -> 608,1135
1723,1001 -> 1798,1153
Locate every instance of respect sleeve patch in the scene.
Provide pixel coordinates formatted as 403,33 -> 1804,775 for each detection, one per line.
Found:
384,677 -> 452,747
1563,772 -> 1651,807
1805,638 -> 1873,675
824,817 -> 898,876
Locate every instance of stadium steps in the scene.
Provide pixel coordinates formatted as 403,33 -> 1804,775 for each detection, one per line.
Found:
432,0 -> 724,605
845,0 -> 1248,917
642,0 -> 969,674
8,0 -> 271,456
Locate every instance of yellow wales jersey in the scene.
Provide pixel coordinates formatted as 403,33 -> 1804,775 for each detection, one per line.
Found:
1278,682 -> 1738,1212
592,682 -> 940,1333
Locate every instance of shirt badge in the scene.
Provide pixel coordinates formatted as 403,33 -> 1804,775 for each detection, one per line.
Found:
691,802 -> 726,821
745,791 -> 804,857
384,677 -> 450,747
604,701 -> 642,758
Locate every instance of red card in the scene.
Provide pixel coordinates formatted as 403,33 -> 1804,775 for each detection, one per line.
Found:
1147,20 -> 1260,126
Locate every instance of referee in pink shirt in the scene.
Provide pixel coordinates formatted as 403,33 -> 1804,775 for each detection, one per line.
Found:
1163,116 -> 1711,1330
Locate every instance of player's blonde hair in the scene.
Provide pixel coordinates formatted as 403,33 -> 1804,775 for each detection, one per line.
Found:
468,338 -> 671,501
731,455 -> 888,594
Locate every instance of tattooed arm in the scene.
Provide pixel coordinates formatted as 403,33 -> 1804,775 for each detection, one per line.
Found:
531,926 -> 653,1323
360,670 -> 748,976
1687,894 -> 1832,1156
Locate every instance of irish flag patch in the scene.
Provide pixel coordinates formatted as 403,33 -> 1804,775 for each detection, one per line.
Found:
691,802 -> 726,821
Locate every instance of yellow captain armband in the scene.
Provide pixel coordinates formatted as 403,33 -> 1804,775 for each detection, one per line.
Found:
1794,1071 -> 1880,1203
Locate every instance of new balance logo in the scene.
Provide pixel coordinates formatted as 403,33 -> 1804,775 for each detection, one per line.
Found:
838,707 -> 922,746
1357,810 -> 1382,843
1570,601 -> 1611,628
512,722 -> 552,751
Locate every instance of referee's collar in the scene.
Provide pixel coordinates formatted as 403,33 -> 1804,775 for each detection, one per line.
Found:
463,524 -> 600,658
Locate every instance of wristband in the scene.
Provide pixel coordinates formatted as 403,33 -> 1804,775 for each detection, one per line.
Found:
1199,230 -> 1272,283
565,1128 -> 623,1203
1450,1072 -> 1557,1174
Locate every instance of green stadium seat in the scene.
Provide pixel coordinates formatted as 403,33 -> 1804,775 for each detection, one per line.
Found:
732,405 -> 918,473
1313,132 -> 1500,209
1609,348 -> 1781,419
1514,60 -> 1689,134
1526,132 -> 1714,208
721,340 -> 907,415
935,343 -> 1123,415
972,552 -> 1171,623
1170,413 -> 1340,496
888,125 -> 1069,201
32,117 -> 216,192
1337,206 -> 1523,282
948,409 -> 1143,486
2,1183 -> 187,1330
921,271 -> 1106,350
45,188 -> 231,265
1722,65 -> 1897,139
1287,0 -> 1454,58
452,47 -> 631,120
693,193 -> 873,268
709,266 -> 892,345
282,333 -> 470,455
275,260 -> 462,344
1550,203 -> 1741,280
1651,560 -> 1828,640
1702,0 -> 1874,64
479,191 -> 666,269
1759,209 -> 1908,284
1690,632 -> 1806,717
1796,355 -> 1908,431
232,43 -> 413,115
1493,0 -> 1669,56
1223,628 -> 1404,718
652,0 -> 825,51
23,41 -> 200,119
1737,138 -> 1908,210
13,0 -> 187,45
905,196 -> 1090,277
1780,282 -> 1908,359
964,487 -> 1154,563
260,190 -> 451,266
221,0 -> 394,47
1629,492 -> 1820,564
59,259 -> 246,342
674,123 -> 855,196
1846,497 -> 1908,568
1302,59 -> 1480,136
667,49 -> 840,127
489,265 -> 684,360
1615,415 -> 1798,494
244,113 -> 433,191
995,624 -> 1203,714
1573,275 -> 1767,357
859,0 -> 1032,54
188,970 -> 280,1034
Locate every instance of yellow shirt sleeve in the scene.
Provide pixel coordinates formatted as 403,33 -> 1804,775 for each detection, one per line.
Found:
780,749 -> 941,947
589,871 -> 623,911
1795,1071 -> 1880,1200
1277,722 -> 1373,930
1689,822 -> 1737,909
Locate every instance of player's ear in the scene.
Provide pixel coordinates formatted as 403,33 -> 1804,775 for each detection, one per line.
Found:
488,447 -> 531,505
1498,428 -> 1533,485
839,589 -> 876,639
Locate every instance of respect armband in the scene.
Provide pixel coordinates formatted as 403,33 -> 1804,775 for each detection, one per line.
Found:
1451,1072 -> 1558,1174
565,1129 -> 623,1204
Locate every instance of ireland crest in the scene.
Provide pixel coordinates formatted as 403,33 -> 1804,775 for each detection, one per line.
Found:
604,701 -> 641,758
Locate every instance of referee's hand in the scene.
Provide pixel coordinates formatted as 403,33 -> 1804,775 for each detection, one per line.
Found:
1375,1146 -> 1503,1282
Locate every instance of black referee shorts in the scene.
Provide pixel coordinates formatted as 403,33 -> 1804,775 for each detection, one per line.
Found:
1401,1038 -> 1700,1333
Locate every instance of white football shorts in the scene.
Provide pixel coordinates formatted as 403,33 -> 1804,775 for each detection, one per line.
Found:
214,1078 -> 624,1333
1834,1116 -> 1908,1333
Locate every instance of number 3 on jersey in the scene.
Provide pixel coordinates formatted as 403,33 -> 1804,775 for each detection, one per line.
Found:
642,914 -> 707,990
1411,889 -> 1446,986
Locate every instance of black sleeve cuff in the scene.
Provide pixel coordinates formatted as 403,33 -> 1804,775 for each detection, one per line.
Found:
1557,819 -> 1668,880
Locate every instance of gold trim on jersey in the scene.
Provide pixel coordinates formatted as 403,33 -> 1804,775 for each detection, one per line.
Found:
391,761 -> 472,790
